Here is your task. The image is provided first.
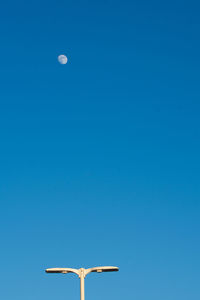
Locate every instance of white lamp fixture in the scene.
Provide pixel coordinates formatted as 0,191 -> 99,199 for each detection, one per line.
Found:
45,266 -> 119,300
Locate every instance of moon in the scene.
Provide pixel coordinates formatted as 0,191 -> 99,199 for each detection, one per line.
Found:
58,54 -> 68,64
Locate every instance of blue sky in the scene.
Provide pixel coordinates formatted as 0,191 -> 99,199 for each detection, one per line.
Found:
0,0 -> 200,299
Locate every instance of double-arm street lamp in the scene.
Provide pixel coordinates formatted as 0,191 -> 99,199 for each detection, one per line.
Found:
45,266 -> 119,300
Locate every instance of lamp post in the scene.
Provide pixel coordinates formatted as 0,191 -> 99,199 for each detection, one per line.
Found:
45,266 -> 119,300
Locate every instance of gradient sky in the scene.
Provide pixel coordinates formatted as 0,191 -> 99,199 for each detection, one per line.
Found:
0,1 -> 200,300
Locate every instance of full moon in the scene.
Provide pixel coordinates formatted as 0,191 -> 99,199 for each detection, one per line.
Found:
58,54 -> 68,64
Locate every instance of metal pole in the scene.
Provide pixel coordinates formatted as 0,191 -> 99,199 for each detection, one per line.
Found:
80,268 -> 85,300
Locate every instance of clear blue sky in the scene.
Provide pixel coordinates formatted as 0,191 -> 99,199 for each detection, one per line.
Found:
0,0 -> 199,299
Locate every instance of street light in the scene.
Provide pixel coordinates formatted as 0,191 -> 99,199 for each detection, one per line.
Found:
45,266 -> 119,300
